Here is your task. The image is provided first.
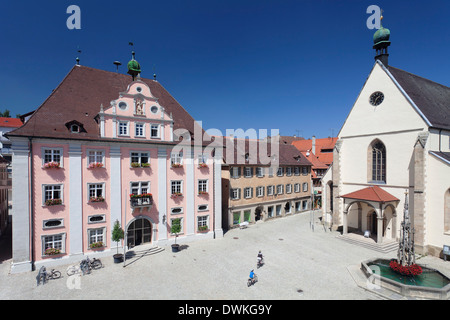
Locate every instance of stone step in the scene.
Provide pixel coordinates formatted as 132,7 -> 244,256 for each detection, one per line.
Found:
336,234 -> 398,253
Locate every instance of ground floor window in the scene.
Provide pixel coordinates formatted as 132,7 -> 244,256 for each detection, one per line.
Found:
244,210 -> 251,222
88,228 -> 105,249
233,211 -> 241,225
295,201 -> 301,212
267,206 -> 274,218
276,205 -> 282,216
198,215 -> 209,231
42,234 -> 65,256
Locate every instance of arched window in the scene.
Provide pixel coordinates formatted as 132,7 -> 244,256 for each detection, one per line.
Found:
369,140 -> 386,183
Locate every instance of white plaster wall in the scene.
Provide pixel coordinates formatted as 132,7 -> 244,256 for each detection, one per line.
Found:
425,154 -> 450,248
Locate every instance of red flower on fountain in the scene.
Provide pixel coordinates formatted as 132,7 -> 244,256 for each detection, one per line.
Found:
389,259 -> 423,276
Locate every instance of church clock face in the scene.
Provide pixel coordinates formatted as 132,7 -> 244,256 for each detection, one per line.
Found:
369,91 -> 384,106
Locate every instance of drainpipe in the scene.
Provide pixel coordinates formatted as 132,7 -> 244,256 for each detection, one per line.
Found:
28,137 -> 35,271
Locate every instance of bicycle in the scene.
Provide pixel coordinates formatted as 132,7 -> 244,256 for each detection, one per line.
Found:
36,266 -> 62,286
66,256 -> 102,276
247,274 -> 258,287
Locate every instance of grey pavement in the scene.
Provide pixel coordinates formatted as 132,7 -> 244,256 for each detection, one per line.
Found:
1,211 -> 450,300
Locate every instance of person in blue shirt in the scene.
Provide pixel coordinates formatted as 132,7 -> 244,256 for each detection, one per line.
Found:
249,269 -> 255,279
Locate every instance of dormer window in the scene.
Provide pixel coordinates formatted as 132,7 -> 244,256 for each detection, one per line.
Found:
71,124 -> 80,133
65,120 -> 85,133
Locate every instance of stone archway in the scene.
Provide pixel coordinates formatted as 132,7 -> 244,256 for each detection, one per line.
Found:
255,206 -> 264,222
126,216 -> 153,248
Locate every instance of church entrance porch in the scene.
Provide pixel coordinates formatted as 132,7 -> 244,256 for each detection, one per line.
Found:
340,186 -> 399,244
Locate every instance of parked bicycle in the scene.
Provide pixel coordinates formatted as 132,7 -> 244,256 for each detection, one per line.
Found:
36,266 -> 61,286
66,256 -> 103,276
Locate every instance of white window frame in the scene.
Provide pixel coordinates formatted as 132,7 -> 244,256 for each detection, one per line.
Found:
150,124 -> 160,139
244,187 -> 253,199
88,183 -> 105,200
286,184 -> 292,194
42,233 -> 66,256
303,182 -> 308,192
294,183 -> 300,193
88,227 -> 106,249
294,167 -> 300,175
286,167 -> 292,176
130,181 -> 150,195
171,151 -> 183,166
130,151 -> 150,166
231,188 -> 241,200
171,180 -> 183,195
42,147 -> 63,167
198,153 -> 208,165
87,150 -> 104,167
256,186 -> 264,197
267,185 -> 274,196
277,184 -> 284,195
197,215 -> 209,230
277,167 -> 284,177
244,167 -> 253,178
118,121 -> 129,136
256,167 -> 264,177
198,179 -> 208,194
43,184 -> 63,205
135,123 -> 145,138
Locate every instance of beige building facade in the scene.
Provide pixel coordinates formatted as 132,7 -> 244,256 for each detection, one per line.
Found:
222,141 -> 312,229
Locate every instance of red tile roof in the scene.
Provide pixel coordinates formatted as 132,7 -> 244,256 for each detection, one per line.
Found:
340,186 -> 399,203
291,137 -> 337,166
0,117 -> 23,128
7,65 -> 202,141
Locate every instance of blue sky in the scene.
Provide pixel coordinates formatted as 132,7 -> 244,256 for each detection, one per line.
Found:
0,0 -> 449,139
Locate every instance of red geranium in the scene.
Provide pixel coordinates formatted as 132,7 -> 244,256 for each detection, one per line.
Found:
389,259 -> 423,276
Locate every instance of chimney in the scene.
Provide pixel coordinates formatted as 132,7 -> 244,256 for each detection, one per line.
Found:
312,136 -> 316,155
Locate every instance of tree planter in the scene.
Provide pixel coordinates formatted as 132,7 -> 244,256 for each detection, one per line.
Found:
113,253 -> 124,263
171,244 -> 180,252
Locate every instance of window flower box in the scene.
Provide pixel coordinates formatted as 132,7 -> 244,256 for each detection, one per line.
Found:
171,192 -> 183,199
198,191 -> 208,196
130,193 -> 153,207
89,241 -> 105,249
44,248 -> 61,256
198,163 -> 208,168
88,162 -> 104,169
43,161 -> 61,169
131,162 -> 150,168
198,225 -> 209,232
89,196 -> 105,203
45,199 -> 62,206
171,163 -> 183,168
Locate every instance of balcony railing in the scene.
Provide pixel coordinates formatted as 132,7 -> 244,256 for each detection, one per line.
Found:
130,195 -> 153,208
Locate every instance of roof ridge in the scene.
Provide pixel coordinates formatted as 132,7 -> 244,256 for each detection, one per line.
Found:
388,65 -> 450,90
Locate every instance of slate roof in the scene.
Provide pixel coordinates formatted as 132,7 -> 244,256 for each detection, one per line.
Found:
340,185 -> 399,203
7,65 -> 203,142
387,65 -> 450,130
222,137 -> 312,166
429,151 -> 450,165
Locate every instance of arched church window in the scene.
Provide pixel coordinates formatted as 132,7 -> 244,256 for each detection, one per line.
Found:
370,140 -> 386,183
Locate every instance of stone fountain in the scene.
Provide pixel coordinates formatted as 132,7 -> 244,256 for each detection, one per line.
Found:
361,191 -> 450,300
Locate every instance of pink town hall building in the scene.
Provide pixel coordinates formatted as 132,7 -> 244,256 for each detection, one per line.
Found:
7,56 -> 223,273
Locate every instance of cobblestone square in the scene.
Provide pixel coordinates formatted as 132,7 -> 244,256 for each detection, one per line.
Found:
1,211 -> 449,300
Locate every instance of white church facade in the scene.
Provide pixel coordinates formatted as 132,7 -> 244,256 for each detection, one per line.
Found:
322,22 -> 450,258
